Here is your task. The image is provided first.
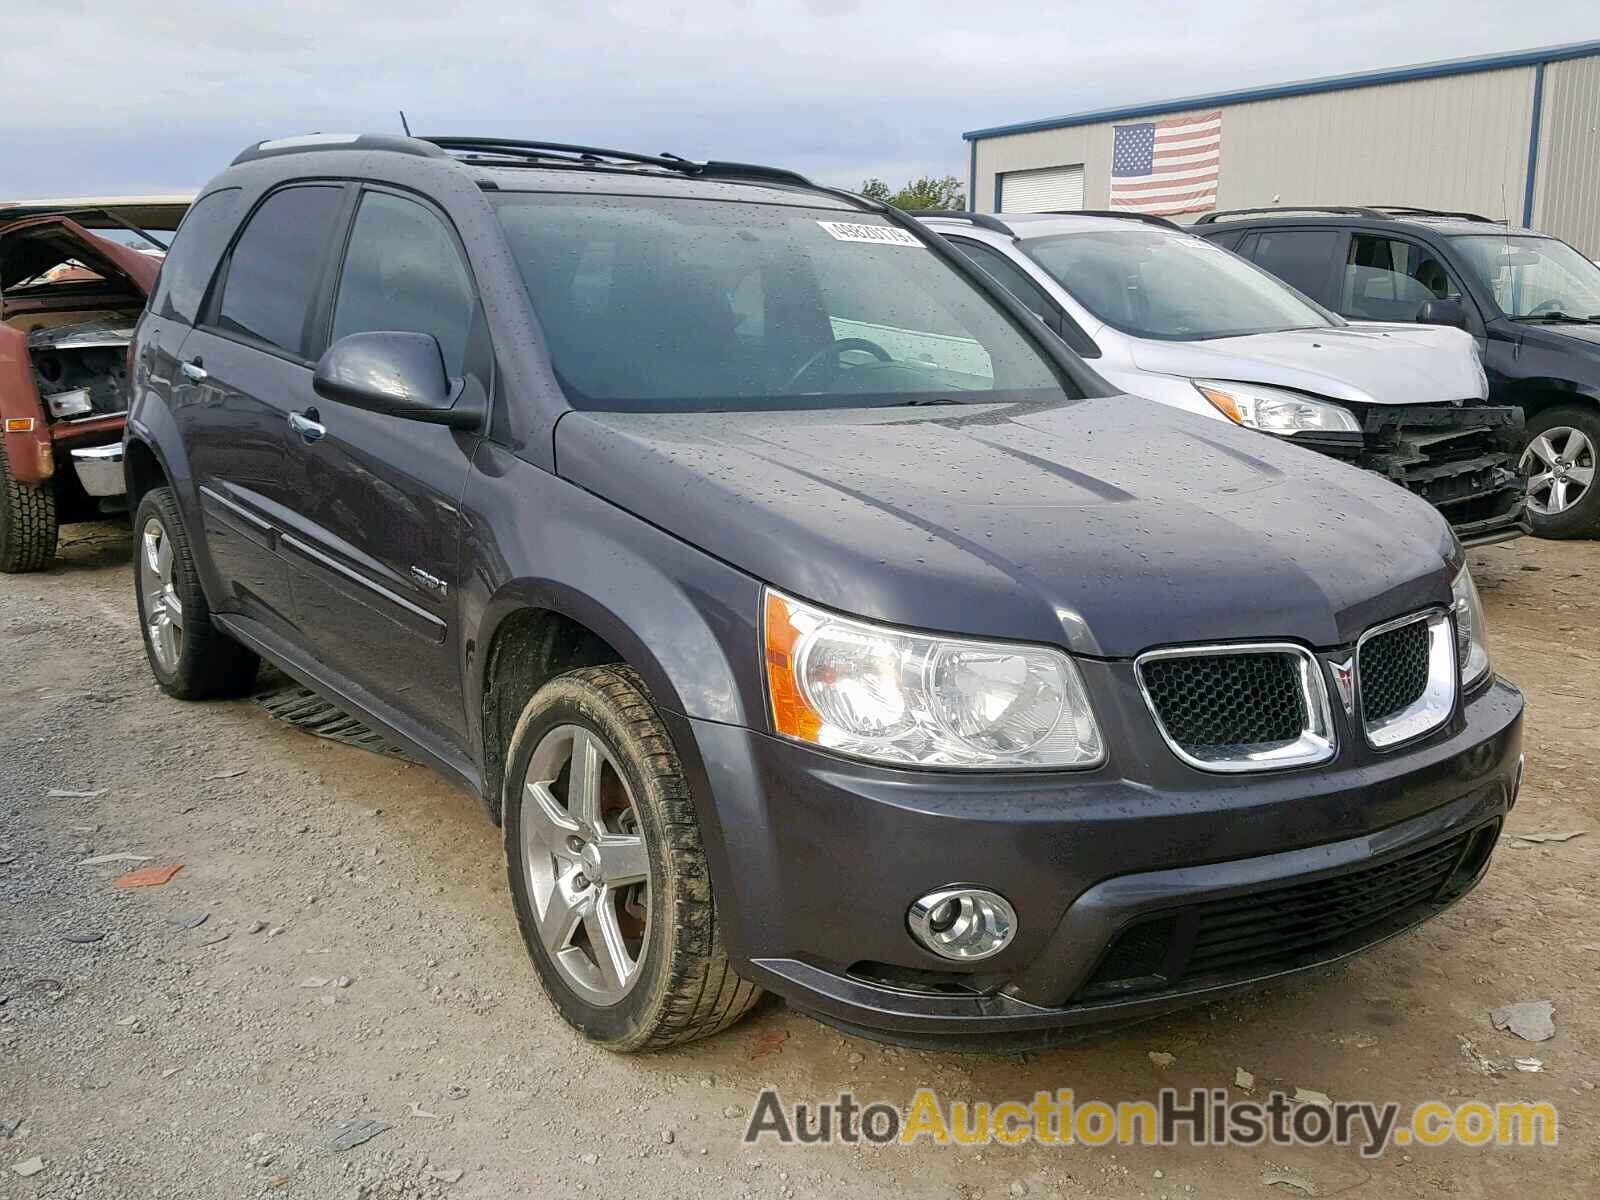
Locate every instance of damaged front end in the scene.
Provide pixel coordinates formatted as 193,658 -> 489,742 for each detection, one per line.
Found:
27,321 -> 136,500
1294,404 -> 1529,546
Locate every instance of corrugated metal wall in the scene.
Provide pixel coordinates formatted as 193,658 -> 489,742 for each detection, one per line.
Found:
973,67 -> 1538,223
1533,56 -> 1600,256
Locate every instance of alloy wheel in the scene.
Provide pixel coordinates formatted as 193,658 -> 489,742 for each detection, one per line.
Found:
139,517 -> 184,672
519,725 -> 652,1006
1521,426 -> 1596,516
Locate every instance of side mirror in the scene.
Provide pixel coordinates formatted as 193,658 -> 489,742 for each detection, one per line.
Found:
1417,297 -> 1470,331
312,331 -> 482,430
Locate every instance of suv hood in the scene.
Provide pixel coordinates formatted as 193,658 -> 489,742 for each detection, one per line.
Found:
555,397 -> 1456,658
1128,323 -> 1487,407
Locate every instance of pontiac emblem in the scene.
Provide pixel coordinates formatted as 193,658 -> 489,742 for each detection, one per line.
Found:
1328,657 -> 1356,716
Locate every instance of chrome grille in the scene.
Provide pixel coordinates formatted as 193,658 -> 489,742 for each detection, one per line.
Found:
1357,611 -> 1455,749
1137,643 -> 1334,772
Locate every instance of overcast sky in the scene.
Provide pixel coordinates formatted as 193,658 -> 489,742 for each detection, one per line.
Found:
4,1 -> 1597,201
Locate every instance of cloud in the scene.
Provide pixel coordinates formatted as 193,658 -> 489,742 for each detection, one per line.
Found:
2,0 -> 1595,198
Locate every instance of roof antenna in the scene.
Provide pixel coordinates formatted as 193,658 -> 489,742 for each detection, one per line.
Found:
399,110 -> 413,137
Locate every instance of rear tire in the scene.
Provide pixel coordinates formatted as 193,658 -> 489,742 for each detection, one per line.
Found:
0,434 -> 59,573
503,664 -> 761,1051
133,487 -> 259,699
1520,405 -> 1600,539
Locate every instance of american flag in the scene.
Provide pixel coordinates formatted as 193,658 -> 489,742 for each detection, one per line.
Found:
1109,110 -> 1222,215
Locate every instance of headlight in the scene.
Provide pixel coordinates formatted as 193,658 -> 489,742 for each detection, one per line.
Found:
1194,380 -> 1362,436
1451,566 -> 1491,688
763,590 -> 1104,769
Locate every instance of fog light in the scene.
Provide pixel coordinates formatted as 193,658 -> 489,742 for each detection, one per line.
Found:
907,887 -> 1016,961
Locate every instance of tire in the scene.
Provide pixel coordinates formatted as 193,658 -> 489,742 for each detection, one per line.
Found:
503,664 -> 761,1051
0,433 -> 59,573
133,487 -> 259,699
1520,404 -> 1600,539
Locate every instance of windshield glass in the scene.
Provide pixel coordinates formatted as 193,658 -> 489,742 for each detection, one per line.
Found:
1024,228 -> 1331,341
1451,234 -> 1600,320
493,195 -> 1070,412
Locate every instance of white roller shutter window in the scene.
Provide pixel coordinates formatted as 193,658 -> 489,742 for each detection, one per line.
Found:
998,165 -> 1085,214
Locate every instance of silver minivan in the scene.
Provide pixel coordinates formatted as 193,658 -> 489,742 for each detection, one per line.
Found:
920,211 -> 1527,545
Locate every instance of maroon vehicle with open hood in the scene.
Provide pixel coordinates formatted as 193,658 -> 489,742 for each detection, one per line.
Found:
0,198 -> 188,571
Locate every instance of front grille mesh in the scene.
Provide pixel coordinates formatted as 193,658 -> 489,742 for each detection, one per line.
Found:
1140,652 -> 1306,754
1359,620 -> 1430,722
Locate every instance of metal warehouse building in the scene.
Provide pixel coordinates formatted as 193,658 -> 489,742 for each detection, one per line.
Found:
964,39 -> 1600,254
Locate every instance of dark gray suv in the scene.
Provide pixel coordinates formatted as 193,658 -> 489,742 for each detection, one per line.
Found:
124,134 -> 1523,1051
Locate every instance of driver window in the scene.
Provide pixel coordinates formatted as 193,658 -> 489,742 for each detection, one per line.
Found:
1340,235 -> 1459,322
332,191 -> 477,375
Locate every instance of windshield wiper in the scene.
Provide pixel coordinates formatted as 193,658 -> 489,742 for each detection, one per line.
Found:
1512,312 -> 1600,324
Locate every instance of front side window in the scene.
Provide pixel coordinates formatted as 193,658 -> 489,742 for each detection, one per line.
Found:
155,188 -> 241,324
949,239 -> 1055,322
493,195 -> 1068,412
215,185 -> 344,356
331,191 -> 477,376
1340,235 -> 1458,321
1451,234 -> 1600,321
1023,228 -> 1330,341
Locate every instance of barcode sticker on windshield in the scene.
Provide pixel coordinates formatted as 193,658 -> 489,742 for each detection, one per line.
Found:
817,221 -> 924,247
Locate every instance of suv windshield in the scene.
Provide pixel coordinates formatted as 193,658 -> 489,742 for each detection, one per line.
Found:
493,195 -> 1069,412
1451,233 -> 1600,321
1025,228 -> 1330,341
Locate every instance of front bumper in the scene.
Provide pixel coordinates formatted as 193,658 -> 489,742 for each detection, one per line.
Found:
1292,405 -> 1528,547
672,675 -> 1522,1042
69,442 -> 125,498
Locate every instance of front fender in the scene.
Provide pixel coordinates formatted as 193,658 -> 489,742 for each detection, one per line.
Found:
461,442 -> 766,740
0,324 -> 52,484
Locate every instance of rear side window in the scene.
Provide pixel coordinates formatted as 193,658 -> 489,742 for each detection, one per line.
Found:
330,191 -> 477,376
1249,229 -> 1340,301
1340,234 -> 1460,321
153,189 -> 241,324
215,185 -> 344,357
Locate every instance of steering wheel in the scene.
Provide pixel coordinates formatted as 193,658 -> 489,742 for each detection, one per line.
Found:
785,337 -> 893,391
1527,298 -> 1568,317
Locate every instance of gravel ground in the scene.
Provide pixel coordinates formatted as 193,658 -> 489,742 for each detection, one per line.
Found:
2,522 -> 1597,1198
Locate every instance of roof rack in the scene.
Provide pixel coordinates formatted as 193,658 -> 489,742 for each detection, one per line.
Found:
912,210 -> 1016,235
1368,205 -> 1497,222
1196,204 -> 1500,225
1058,209 -> 1183,231
231,133 -> 816,190
422,137 -> 815,188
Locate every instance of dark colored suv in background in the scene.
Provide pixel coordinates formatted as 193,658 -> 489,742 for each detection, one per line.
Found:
124,135 -> 1522,1051
1196,206 -> 1600,537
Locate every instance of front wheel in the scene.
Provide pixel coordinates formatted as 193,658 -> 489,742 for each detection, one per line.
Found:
503,664 -> 760,1050
1520,405 -> 1600,538
0,434 -> 58,573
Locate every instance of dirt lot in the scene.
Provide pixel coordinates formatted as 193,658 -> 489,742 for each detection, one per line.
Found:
2,523 -> 1597,1199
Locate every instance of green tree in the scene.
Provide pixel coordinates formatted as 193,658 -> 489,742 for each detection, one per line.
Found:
857,175 -> 966,211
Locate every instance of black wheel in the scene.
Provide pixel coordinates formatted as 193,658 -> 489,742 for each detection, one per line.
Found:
133,487 -> 259,699
0,433 -> 59,573
503,664 -> 760,1050
1520,405 -> 1600,538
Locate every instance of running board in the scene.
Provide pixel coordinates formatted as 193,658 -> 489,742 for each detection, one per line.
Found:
253,682 -> 419,763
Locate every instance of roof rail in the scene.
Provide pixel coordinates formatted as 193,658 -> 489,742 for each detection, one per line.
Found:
232,133 -> 446,166
1193,205 -> 1390,224
1061,209 -> 1184,231
420,137 -> 814,187
912,210 -> 1016,235
1369,205 -> 1497,223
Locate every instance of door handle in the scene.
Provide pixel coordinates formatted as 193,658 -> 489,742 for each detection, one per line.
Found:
180,358 -> 207,383
288,410 -> 326,442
